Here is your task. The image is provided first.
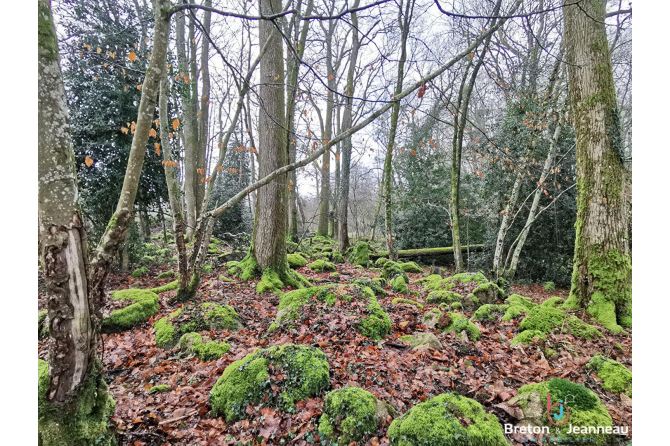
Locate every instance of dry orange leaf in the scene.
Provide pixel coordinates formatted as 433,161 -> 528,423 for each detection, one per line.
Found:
85,156 -> 94,167
172,119 -> 180,131
128,51 -> 137,62
154,143 -> 160,155
149,128 -> 157,138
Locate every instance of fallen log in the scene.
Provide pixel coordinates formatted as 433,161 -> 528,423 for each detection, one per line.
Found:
371,244 -> 485,259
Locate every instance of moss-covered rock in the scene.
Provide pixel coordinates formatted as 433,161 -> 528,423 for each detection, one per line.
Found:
202,263 -> 213,274
586,355 -> 632,395
131,266 -> 148,278
387,393 -> 508,446
202,302 -> 242,330
209,344 -> 330,422
472,304 -> 509,322
422,309 -> 443,330
391,276 -> 409,294
426,290 -> 463,305
392,297 -> 424,310
178,332 -> 230,361
308,259 -> 337,273
375,257 -> 391,267
510,330 -> 547,346
540,296 -> 564,308
287,253 -> 307,269
381,261 -> 410,284
353,278 -> 386,296
319,386 -> 393,444
102,289 -> 159,333
399,261 -> 423,273
442,313 -> 481,341
354,291 -> 393,340
472,281 -> 504,304
509,378 -> 614,445
154,317 -> 178,349
349,242 -> 371,267
157,270 -> 175,279
400,332 -> 443,350
544,281 -> 556,291
38,359 -> 116,446
519,306 -> 603,340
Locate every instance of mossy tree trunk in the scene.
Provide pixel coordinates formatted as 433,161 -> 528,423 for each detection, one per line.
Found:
337,0 -> 361,253
37,1 -> 117,443
382,0 -> 415,261
563,0 -> 631,331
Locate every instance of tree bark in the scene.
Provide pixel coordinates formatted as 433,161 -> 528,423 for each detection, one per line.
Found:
563,0 -> 631,331
37,1 -> 117,443
338,0 -> 361,252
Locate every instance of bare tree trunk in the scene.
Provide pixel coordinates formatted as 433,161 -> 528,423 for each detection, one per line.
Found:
563,0 -> 631,331
338,0 -> 361,252
382,0 -> 415,261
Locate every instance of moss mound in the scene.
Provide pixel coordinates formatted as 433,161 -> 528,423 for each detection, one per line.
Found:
509,378 -> 613,445
202,302 -> 242,330
319,386 -> 392,444
381,261 -> 410,284
442,313 -> 481,341
349,242 -> 371,267
308,259 -> 337,272
178,332 -> 230,361
38,359 -> 116,446
272,285 -> 391,340
287,253 -> 307,269
157,270 -> 174,279
391,276 -> 409,294
102,289 -> 159,333
149,280 -> 178,294
472,304 -> 509,322
426,290 -> 463,305
519,306 -> 603,340
387,393 -> 507,446
471,281 -> 504,304
510,330 -> 546,346
392,298 -> 424,310
586,355 -> 632,395
154,302 -> 241,349
502,294 -> 537,322
375,257 -> 391,267
209,344 -> 330,422
148,385 -> 169,394
399,261 -> 423,273
131,266 -> 148,278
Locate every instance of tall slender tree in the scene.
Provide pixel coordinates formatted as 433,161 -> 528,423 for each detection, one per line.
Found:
562,0 -> 631,332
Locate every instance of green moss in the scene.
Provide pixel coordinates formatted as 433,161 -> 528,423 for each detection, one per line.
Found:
426,290 -> 463,304
391,276 -> 409,294
149,280 -> 179,294
540,296 -> 564,308
472,304 -> 509,322
387,393 -> 507,446
505,294 -> 535,309
179,332 -> 230,361
209,344 -> 330,422
38,1 -> 60,61
544,281 -> 556,291
375,257 -> 390,267
38,359 -> 116,446
519,306 -> 603,340
102,289 -> 159,333
148,385 -> 169,394
586,355 -> 632,395
354,292 -> 392,340
230,252 -> 260,281
202,263 -> 213,274
287,253 -> 307,269
131,266 -> 148,278
154,318 -> 178,349
416,274 -> 442,284
352,278 -> 386,296
318,387 -> 383,444
399,261 -> 423,273
392,298 -> 424,310
157,270 -> 175,279
510,330 -> 546,346
449,272 -> 488,284
471,281 -> 504,303
218,275 -> 234,282
308,259 -> 337,272
442,313 -> 481,341
203,303 -> 241,330
257,269 -> 285,293
511,379 -> 613,445
382,261 -> 409,283
168,307 -> 183,320
38,310 -> 49,340
349,242 -> 371,267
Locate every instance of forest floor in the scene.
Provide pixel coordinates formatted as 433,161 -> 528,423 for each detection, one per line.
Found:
37,255 -> 632,446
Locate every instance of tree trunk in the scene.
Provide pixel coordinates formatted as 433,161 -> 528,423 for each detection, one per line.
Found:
38,1 -> 115,443
382,0 -> 415,261
338,0 -> 361,252
563,0 -> 631,331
